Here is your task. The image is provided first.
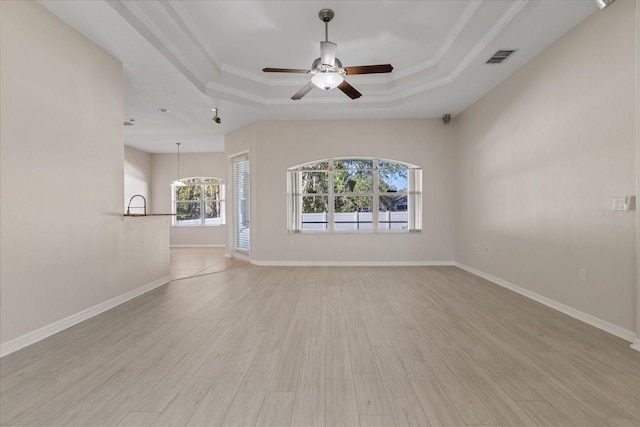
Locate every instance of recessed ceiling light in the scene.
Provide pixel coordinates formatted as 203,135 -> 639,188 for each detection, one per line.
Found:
157,107 -> 169,113
123,118 -> 135,126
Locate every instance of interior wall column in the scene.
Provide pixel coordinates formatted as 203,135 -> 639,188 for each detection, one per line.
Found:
633,0 -> 640,352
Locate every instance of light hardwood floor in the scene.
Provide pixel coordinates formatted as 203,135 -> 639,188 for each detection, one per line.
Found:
170,247 -> 248,281
1,252 -> 639,426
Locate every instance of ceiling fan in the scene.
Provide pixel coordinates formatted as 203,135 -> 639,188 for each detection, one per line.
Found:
263,9 -> 393,100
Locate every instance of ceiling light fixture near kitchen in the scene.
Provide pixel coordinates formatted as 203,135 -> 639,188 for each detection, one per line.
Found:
157,107 -> 170,113
172,142 -> 187,187
123,118 -> 135,126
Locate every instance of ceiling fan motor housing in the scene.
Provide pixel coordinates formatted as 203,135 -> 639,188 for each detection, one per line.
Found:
310,57 -> 343,71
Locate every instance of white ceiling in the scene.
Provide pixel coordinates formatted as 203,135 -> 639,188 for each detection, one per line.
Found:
38,0 -> 597,153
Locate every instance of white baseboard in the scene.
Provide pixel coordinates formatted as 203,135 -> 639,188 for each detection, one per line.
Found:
170,244 -> 225,248
455,263 -> 637,345
250,260 -> 456,267
0,275 -> 170,358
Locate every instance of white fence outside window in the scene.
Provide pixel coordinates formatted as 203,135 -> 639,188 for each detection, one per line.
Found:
302,211 -> 409,230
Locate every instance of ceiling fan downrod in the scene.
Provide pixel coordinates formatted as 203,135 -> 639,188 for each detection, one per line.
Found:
318,9 -> 334,42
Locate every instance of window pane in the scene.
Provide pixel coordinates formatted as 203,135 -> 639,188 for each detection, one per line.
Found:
204,184 -> 221,199
335,196 -> 373,230
378,160 -> 409,170
302,171 -> 329,194
335,195 -> 373,212
333,159 -> 373,170
205,201 -> 223,225
302,196 -> 328,213
205,201 -> 220,218
301,196 -> 328,230
379,168 -> 407,193
378,195 -> 409,230
181,177 -> 200,186
334,170 -> 373,193
176,185 -> 200,201
300,161 -> 329,171
176,201 -> 201,224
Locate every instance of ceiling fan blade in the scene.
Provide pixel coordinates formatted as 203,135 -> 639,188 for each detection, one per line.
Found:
338,81 -> 362,99
343,64 -> 394,75
291,82 -> 315,100
263,68 -> 310,73
320,41 -> 337,66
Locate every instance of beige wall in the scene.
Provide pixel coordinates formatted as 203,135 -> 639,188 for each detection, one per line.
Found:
635,0 -> 640,351
225,119 -> 456,264
151,152 -> 227,246
455,0 -> 637,334
124,146 -> 152,213
0,1 -> 169,352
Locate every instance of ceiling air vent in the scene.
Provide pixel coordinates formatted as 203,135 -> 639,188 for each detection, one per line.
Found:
486,50 -> 516,64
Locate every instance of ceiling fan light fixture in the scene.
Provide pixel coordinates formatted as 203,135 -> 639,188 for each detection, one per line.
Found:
311,72 -> 344,90
262,9 -> 392,100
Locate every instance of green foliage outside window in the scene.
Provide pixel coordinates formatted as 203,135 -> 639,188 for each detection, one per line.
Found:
300,159 -> 408,214
289,158 -> 420,232
174,177 -> 224,225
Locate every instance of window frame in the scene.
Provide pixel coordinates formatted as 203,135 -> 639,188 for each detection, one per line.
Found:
172,177 -> 225,227
287,158 -> 422,233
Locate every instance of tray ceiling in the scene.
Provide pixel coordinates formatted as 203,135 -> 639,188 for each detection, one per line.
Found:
38,1 -> 597,152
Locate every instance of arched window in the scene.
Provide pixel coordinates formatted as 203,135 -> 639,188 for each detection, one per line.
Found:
287,158 -> 421,232
172,177 -> 225,226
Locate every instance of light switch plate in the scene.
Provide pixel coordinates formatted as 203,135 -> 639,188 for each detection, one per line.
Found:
612,196 -> 635,212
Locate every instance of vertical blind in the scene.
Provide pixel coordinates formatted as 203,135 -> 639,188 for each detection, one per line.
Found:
233,157 -> 250,251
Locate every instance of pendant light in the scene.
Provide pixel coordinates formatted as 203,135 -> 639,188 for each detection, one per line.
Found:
172,142 -> 186,187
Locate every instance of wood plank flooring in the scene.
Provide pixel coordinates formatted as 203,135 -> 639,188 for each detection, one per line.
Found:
170,247 -> 247,281
1,253 -> 639,426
